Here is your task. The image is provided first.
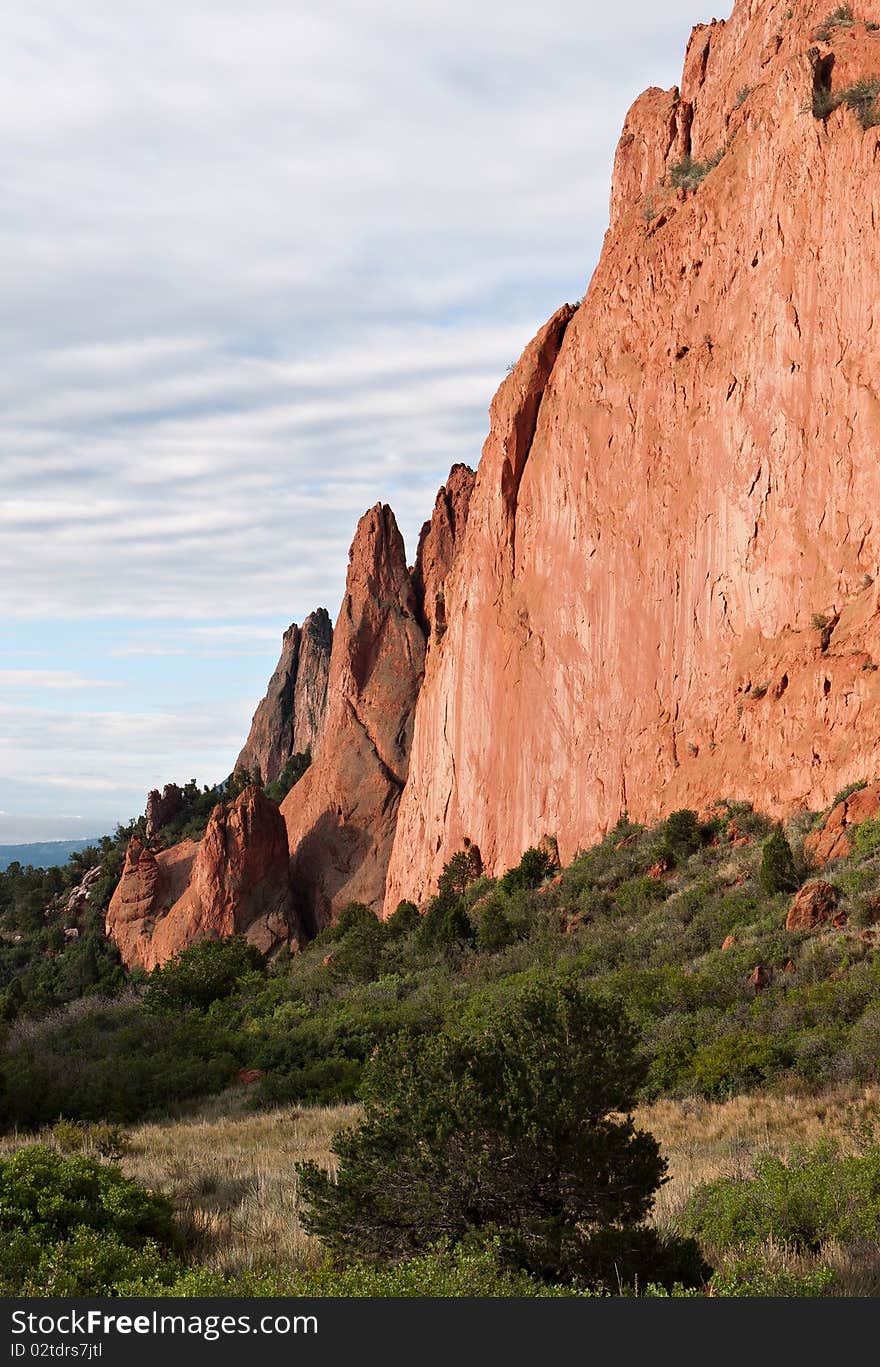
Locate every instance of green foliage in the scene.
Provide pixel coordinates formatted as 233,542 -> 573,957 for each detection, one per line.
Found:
129,1242 -> 595,1297
50,1119 -> 130,1160
682,1141 -> 880,1253
0,1145 -> 181,1295
298,974 -> 707,1291
333,902 -> 377,939
386,900 -> 420,936
0,999 -> 241,1128
498,845 -> 557,895
437,848 -> 483,901
144,936 -> 265,1013
263,751 -> 311,804
710,1255 -> 838,1297
814,76 -> 880,127
0,845 -> 127,1020
474,897 -> 516,953
418,896 -> 474,950
759,825 -> 800,895
327,906 -> 386,984
854,818 -> 880,858
669,149 -> 725,191
832,779 -> 868,808
7,793 -> 880,1131
815,5 -> 855,41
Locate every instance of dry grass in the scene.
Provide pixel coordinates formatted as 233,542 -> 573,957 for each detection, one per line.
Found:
4,1083 -> 880,1289
124,1093 -> 360,1276
639,1086 -> 880,1229
0,1087 -> 360,1279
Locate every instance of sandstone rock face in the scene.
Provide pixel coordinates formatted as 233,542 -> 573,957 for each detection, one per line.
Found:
385,0 -> 880,909
786,879 -> 840,933
236,609 -> 332,785
107,787 -> 298,970
145,783 -> 183,842
281,505 -> 427,931
412,464 -> 476,640
106,837 -> 198,969
805,782 -> 880,864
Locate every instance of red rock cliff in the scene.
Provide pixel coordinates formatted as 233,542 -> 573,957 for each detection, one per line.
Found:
280,505 -> 427,931
107,786 -> 299,970
385,0 -> 880,908
236,608 -> 332,784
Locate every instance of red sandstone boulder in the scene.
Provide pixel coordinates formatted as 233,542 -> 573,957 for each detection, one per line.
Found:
107,786 -> 298,971
805,782 -> 880,865
749,965 -> 770,993
236,609 -> 332,786
145,783 -> 183,842
786,880 -> 841,933
106,837 -> 198,969
721,934 -> 736,952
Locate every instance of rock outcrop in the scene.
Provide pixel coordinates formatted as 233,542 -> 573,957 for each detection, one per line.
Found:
106,837 -> 199,969
805,781 -> 880,864
145,783 -> 183,842
280,505 -> 426,931
786,879 -> 840,933
106,786 -> 298,970
106,0 -> 880,953
236,609 -> 332,785
385,0 -> 880,908
411,464 -> 476,640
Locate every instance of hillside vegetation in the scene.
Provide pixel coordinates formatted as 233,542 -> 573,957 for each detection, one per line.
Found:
4,790 -> 880,1294
3,793 -> 880,1126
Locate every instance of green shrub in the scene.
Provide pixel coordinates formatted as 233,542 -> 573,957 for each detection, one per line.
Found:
263,751 -> 311,803
50,1120 -> 130,1161
298,974 -> 707,1290
710,1254 -> 838,1297
682,1141 -> 880,1252
854,819 -> 880,858
814,76 -> 880,127
498,846 -> 557,895
815,5 -> 855,42
418,896 -> 474,950
144,936 -> 264,1012
0,1145 -> 181,1295
474,898 -> 516,953
0,1000 -> 241,1129
386,900 -> 420,937
759,825 -> 800,895
669,150 -> 724,191
437,849 -> 483,901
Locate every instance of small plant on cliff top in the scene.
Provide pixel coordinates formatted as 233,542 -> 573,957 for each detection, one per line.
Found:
669,148 -> 725,192
814,75 -> 880,127
816,5 -> 855,42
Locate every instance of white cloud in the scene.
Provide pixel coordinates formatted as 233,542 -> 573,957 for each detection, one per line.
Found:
0,0 -> 730,828
0,671 -> 117,690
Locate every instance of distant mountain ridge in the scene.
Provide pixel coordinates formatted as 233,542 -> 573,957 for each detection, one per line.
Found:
0,838 -> 104,872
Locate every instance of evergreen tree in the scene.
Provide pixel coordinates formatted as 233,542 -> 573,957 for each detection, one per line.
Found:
759,824 -> 800,896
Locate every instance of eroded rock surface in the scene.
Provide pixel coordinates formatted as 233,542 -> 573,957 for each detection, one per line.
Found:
385,0 -> 880,908
236,609 -> 332,785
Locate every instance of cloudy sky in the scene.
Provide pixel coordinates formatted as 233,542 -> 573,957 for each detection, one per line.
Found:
0,0 -> 728,843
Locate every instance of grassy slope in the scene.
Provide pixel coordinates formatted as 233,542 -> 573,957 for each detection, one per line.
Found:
5,1084 -> 879,1293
